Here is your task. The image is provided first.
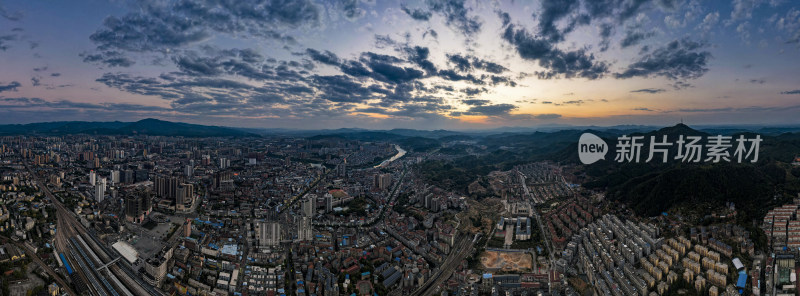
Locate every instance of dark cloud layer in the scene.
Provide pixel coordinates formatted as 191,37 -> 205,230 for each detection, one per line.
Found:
90,45 -> 457,120
0,97 -> 171,113
462,98 -> 490,105
620,30 -> 656,48
404,46 -> 437,74
630,88 -> 666,93
425,0 -> 482,37
363,55 -> 424,84
0,81 -> 22,93
529,0 -> 683,51
502,23 -> 608,79
537,0 -> 582,42
81,51 -> 135,67
306,48 -> 340,66
453,103 -> 518,116
340,0 -> 365,20
87,0 -> 319,53
446,54 -> 508,74
401,4 -> 432,21
6,0 -> 788,127
615,38 -> 711,80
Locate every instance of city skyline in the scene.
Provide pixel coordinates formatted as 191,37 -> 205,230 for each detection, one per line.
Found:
1,0 -> 799,129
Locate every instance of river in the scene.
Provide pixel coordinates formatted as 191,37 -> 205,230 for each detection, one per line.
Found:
374,144 -> 406,168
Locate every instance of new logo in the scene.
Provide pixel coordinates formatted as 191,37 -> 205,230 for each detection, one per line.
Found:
578,133 -> 608,164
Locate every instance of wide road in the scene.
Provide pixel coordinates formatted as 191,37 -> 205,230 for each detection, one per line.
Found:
280,167 -> 330,213
518,170 -> 555,293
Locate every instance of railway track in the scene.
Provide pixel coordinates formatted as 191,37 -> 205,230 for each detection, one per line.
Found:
27,164 -> 160,295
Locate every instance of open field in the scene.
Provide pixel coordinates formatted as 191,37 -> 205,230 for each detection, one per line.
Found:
479,250 -> 533,272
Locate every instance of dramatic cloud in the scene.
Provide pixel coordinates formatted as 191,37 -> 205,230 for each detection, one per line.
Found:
615,38 -> 711,80
306,48 -> 341,66
0,97 -> 172,113
0,81 -> 21,93
502,23 -> 609,79
404,46 -> 437,74
2,0 -> 797,128
95,71 -> 306,118
462,99 -> 490,105
1,97 -> 45,105
631,88 -> 666,93
161,47 -> 283,81
461,87 -> 487,96
585,0 -> 653,22
531,0 -> 680,46
312,75 -> 373,103
436,69 -> 483,84
426,0 -> 482,37
620,30 -> 656,48
87,0 -> 319,53
362,54 -> 424,84
339,60 -> 372,77
455,103 -> 518,116
537,0 -> 581,42
598,23 -> 614,51
401,4 -> 432,21
445,54 -> 508,74
447,54 -> 471,72
92,46 -> 458,121
340,0 -> 365,20
173,54 -> 224,76
81,51 -> 136,67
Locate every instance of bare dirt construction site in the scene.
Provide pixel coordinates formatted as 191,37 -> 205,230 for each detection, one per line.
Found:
480,250 -> 533,272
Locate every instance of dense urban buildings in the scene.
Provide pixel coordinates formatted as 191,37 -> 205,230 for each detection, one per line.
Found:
0,121 -> 798,296
1,0 -> 800,294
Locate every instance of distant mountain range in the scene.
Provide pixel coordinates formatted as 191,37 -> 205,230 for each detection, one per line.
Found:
0,118 -> 258,137
2,118 -> 800,139
250,123 -> 800,137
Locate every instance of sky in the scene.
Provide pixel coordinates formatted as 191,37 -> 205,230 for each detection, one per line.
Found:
0,0 -> 799,130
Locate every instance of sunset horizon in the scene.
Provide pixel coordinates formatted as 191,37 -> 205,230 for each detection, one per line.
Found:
1,0 -> 799,130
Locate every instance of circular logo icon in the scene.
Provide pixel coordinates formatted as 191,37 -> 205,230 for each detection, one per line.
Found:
578,133 -> 607,164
